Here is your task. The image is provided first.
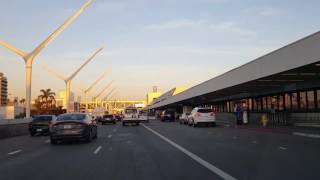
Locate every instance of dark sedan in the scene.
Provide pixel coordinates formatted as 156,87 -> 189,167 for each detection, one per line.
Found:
100,114 -> 116,124
29,115 -> 56,136
50,113 -> 97,144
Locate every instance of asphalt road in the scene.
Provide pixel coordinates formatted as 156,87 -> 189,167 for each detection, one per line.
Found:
0,120 -> 320,180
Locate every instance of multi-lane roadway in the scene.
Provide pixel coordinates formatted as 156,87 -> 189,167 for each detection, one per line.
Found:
1,121 -> 319,180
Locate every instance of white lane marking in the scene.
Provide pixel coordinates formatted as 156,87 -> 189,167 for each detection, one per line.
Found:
279,146 -> 288,150
141,124 -> 237,180
8,150 -> 22,155
292,132 -> 320,139
93,146 -> 102,154
107,134 -> 112,138
44,139 -> 50,143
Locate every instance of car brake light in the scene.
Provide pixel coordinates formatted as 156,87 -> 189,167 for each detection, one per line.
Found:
49,122 -> 52,128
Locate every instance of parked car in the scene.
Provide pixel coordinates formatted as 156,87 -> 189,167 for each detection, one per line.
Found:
179,112 -> 190,124
50,113 -> 97,144
29,115 -> 56,136
188,107 -> 216,127
100,114 -> 116,124
160,110 -> 175,122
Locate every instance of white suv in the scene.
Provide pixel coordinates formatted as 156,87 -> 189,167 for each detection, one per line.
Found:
188,107 -> 216,127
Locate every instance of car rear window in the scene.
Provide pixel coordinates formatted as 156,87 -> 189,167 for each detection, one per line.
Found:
197,109 -> 213,113
125,109 -> 137,114
33,116 -> 52,122
57,114 -> 86,121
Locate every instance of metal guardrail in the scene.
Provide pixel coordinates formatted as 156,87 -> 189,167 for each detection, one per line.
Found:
0,118 -> 32,125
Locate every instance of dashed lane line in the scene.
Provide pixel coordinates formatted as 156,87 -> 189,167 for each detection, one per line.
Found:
93,146 -> 102,154
44,139 -> 50,143
8,150 -> 22,155
107,134 -> 112,138
141,123 -> 237,180
279,146 -> 288,150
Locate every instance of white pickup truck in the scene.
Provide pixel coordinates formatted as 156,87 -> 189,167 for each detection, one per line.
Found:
122,107 -> 141,126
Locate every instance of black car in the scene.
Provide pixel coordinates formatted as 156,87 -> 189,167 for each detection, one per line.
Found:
29,115 -> 56,136
50,113 -> 97,144
114,115 -> 122,121
100,114 -> 116,124
160,110 -> 175,122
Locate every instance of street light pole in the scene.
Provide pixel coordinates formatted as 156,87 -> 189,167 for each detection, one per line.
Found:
42,47 -> 103,113
0,0 -> 93,118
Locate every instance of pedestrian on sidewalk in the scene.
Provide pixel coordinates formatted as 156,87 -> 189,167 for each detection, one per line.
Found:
235,104 -> 243,125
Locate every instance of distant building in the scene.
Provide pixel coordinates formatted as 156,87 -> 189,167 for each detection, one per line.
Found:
0,72 -> 8,106
146,86 -> 162,105
55,90 -> 75,111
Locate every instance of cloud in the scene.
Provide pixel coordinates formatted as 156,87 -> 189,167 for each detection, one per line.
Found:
209,21 -> 257,38
144,19 -> 256,38
144,19 -> 206,30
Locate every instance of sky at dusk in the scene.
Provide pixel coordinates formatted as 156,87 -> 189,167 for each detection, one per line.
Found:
0,0 -> 320,101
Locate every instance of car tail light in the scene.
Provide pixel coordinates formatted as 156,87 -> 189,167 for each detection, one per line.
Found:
210,112 -> 215,116
48,121 -> 53,128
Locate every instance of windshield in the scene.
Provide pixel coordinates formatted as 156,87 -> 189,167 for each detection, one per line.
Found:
33,116 -> 52,122
56,114 -> 86,121
125,109 -> 137,114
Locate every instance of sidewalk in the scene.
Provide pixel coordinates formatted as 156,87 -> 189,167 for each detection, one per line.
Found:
219,121 -> 320,138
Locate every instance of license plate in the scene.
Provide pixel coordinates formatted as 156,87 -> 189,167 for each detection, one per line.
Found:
36,129 -> 43,132
63,125 -> 72,129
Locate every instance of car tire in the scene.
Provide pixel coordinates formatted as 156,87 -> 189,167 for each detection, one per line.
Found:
30,131 -> 36,137
136,123 -> 139,126
93,131 -> 98,139
192,120 -> 197,127
86,130 -> 92,142
50,138 -> 58,145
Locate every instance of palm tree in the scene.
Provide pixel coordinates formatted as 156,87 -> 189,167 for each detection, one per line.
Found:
38,89 -> 56,112
19,98 -> 26,106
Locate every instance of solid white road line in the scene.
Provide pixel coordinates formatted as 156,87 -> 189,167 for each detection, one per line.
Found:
44,139 -> 50,143
141,124 -> 237,180
107,134 -> 112,138
8,150 -> 22,155
292,132 -> 320,139
93,146 -> 102,154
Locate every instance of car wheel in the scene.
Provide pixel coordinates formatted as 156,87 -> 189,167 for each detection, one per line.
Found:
30,131 -> 36,137
192,120 -> 197,127
86,130 -> 92,142
50,138 -> 58,145
136,123 -> 139,126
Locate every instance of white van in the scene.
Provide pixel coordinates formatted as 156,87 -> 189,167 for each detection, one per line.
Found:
122,107 -> 141,126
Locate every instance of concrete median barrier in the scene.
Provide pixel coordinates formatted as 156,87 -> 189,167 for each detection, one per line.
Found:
0,118 -> 32,139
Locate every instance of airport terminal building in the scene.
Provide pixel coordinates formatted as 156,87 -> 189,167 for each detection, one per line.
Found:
147,31 -> 320,127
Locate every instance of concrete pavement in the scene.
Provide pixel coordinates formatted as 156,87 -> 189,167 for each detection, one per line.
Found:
0,120 -> 319,180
